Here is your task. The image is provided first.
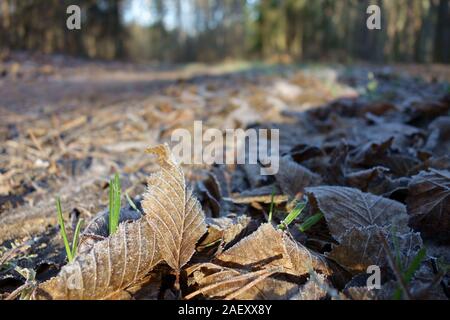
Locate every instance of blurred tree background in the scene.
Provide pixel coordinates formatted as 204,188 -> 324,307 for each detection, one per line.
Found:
0,0 -> 449,63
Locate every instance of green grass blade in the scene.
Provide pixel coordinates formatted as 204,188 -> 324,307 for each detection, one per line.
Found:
55,197 -> 73,262
298,212 -> 323,232
403,247 -> 427,283
109,173 -> 121,235
71,218 -> 84,258
268,187 -> 276,223
391,225 -> 403,271
126,193 -> 140,213
279,202 -> 305,230
393,247 -> 427,300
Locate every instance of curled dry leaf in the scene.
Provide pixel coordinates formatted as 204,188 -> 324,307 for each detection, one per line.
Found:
344,166 -> 409,196
275,156 -> 321,198
407,169 -> 450,241
35,219 -> 160,299
142,144 -> 207,277
195,168 -> 231,218
327,226 -> 422,275
199,215 -> 253,249
425,116 -> 450,157
306,186 -> 410,241
78,206 -> 142,254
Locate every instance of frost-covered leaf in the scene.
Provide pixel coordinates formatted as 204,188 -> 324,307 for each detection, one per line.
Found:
36,219 -> 160,299
283,235 -> 331,276
306,186 -> 409,241
327,226 -> 422,275
142,144 -> 207,273
407,169 -> 450,241
215,223 -> 290,271
215,223 -> 330,276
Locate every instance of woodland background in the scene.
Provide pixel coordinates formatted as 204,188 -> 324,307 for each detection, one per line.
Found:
0,0 -> 449,64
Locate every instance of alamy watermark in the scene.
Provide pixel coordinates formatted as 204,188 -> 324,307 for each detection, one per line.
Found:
170,121 -> 280,175
366,265 -> 381,289
66,5 -> 81,30
367,4 -> 381,30
67,4 -> 381,31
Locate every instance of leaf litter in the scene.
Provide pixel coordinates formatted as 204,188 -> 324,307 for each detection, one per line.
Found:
1,57 -> 450,300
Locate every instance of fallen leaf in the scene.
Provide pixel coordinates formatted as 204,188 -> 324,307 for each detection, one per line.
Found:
142,144 -> 207,278
327,226 -> 422,274
275,156 -> 321,198
215,223 -> 330,276
214,223 -> 290,271
306,186 -> 410,241
407,169 -> 450,241
35,219 -> 160,299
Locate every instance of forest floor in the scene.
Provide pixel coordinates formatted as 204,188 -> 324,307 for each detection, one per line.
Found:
0,52 -> 450,300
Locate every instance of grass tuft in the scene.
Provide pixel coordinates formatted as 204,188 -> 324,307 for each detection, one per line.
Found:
109,173 -> 121,235
393,247 -> 427,300
55,197 -> 83,262
71,218 -> 84,259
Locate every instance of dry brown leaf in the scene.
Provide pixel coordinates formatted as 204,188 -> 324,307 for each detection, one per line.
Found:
327,226 -> 422,275
142,144 -> 207,277
78,207 -> 142,253
215,223 -> 330,276
344,166 -> 409,196
35,219 -> 160,299
306,186 -> 410,241
407,169 -> 450,241
199,215 -> 253,249
214,223 -> 290,271
188,223 -> 330,300
275,156 -> 321,198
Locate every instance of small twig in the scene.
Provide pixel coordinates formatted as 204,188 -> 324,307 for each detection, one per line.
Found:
225,269 -> 278,300
377,231 -> 412,300
27,129 -> 45,155
184,269 -> 270,300
4,282 -> 34,300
